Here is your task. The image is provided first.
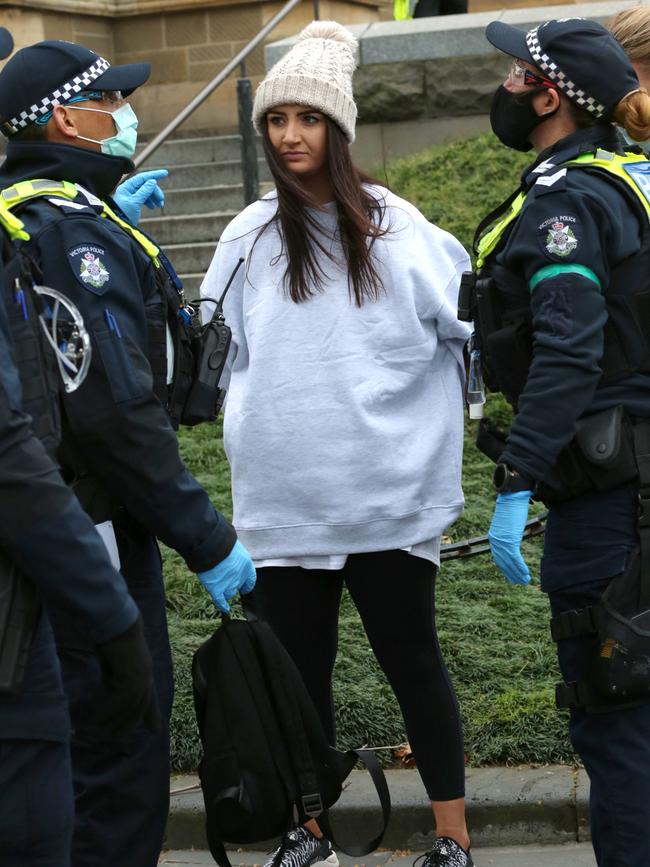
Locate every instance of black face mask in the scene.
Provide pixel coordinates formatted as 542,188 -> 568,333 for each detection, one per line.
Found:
490,85 -> 557,153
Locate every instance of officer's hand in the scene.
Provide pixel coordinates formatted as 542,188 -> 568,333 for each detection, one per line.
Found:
488,491 -> 533,585
95,615 -> 162,737
113,169 -> 169,226
197,540 -> 257,613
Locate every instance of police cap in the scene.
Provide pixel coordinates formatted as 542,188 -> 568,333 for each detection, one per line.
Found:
0,40 -> 150,136
486,18 -> 639,120
0,28 -> 13,61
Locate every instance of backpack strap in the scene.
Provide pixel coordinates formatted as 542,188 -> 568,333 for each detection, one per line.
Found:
320,747 -> 391,856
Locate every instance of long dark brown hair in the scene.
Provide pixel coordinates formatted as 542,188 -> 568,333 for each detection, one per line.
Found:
257,114 -> 390,307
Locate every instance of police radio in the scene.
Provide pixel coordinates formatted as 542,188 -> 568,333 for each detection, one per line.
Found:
180,258 -> 244,426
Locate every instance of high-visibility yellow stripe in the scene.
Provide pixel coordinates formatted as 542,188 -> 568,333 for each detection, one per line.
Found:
476,191 -> 526,268
100,199 -> 160,264
0,199 -> 29,241
477,150 -> 650,270
0,178 -> 160,264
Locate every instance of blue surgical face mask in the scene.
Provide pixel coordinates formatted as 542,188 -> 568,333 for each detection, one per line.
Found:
69,102 -> 139,159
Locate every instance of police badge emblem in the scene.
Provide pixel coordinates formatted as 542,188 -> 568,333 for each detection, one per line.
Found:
79,251 -> 109,289
545,221 -> 578,257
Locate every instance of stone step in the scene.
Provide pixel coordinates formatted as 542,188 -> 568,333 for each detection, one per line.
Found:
162,185 -> 245,216
165,242 -> 217,275
138,135 -> 264,167
165,766 -> 592,852
161,180 -> 275,216
152,159 -> 271,190
140,211 -> 236,246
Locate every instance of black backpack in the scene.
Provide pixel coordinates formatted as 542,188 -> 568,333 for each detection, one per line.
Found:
192,600 -> 391,867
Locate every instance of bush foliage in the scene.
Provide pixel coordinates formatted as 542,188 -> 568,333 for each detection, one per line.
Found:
165,134 -> 575,771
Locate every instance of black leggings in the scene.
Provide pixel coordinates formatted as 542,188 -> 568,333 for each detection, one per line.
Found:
254,549 -> 465,801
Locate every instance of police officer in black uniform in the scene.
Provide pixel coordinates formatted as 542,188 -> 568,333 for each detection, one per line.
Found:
0,40 -> 256,867
464,18 -> 650,866
0,26 -> 161,867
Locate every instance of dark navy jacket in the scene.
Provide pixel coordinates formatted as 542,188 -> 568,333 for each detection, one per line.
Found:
0,141 -> 236,573
487,126 -> 650,484
0,261 -> 138,740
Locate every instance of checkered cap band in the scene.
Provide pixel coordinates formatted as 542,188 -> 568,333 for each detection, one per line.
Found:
1,56 -> 111,136
525,27 -> 606,118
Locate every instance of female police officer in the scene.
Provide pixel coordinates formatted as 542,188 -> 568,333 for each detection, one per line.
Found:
468,17 -> 650,867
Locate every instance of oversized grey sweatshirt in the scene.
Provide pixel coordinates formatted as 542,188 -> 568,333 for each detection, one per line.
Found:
200,186 -> 472,560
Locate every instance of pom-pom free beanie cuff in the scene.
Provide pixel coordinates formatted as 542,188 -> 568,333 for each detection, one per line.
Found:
253,20 -> 358,143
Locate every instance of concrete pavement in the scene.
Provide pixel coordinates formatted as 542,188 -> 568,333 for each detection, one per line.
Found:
160,843 -> 597,866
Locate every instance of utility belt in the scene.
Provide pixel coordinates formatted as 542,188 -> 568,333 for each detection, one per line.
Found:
550,416 -> 650,713
477,405 -> 639,505
477,404 -> 650,713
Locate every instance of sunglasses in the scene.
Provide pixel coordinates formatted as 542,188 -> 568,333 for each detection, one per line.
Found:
508,60 -> 556,90
35,90 -> 124,126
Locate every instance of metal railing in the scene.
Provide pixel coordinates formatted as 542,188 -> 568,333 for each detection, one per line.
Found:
135,0 -> 320,203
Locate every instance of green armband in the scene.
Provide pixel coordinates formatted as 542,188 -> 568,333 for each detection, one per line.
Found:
529,263 -> 601,292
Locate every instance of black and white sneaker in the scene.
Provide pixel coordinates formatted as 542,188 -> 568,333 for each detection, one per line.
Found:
262,826 -> 339,867
416,836 -> 474,867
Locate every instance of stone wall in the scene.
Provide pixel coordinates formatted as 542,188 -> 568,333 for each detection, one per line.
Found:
0,0 -> 390,135
265,0 -> 639,168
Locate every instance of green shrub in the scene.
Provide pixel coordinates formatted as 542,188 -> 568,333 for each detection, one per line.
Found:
377,134 -> 530,256
164,133 -> 575,771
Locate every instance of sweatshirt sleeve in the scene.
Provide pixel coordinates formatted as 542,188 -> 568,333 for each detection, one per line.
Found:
400,206 -> 472,369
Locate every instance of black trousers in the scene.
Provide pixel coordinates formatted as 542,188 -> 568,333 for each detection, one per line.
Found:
255,549 -> 465,800
0,614 -> 73,866
0,739 -> 73,867
544,485 -> 650,867
57,518 -> 173,867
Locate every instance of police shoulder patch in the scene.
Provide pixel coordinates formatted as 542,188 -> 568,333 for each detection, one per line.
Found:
622,161 -> 650,207
68,244 -> 111,294
537,214 -> 580,260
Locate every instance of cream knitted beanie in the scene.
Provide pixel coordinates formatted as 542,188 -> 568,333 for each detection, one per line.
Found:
253,20 -> 358,143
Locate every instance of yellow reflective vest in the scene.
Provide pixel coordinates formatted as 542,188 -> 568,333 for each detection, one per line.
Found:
476,149 -> 650,270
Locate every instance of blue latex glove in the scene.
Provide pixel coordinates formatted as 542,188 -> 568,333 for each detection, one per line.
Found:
488,491 -> 534,585
197,540 -> 257,613
113,169 -> 169,226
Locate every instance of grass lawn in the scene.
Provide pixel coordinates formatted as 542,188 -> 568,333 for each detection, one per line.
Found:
165,134 -> 575,771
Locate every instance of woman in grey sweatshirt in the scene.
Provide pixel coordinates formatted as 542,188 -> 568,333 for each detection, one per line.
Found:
200,20 -> 474,867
